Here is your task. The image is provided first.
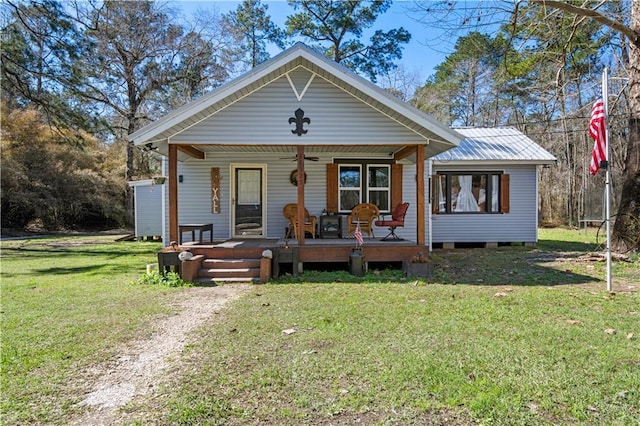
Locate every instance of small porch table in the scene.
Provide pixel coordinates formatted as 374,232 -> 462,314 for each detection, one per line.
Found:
179,223 -> 213,244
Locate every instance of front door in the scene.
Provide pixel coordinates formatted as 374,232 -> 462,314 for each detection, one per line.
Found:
232,165 -> 265,238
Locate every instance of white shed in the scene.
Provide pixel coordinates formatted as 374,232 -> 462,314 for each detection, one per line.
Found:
128,179 -> 163,240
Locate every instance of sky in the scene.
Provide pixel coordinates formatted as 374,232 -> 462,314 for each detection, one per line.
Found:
174,1 -> 466,82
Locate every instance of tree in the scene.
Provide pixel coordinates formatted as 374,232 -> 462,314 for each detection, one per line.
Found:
224,0 -> 286,69
285,0 -> 410,81
0,102 -> 127,230
413,32 -> 504,126
497,1 -> 617,228
2,0 -> 239,227
71,0 -> 234,224
0,0 -> 97,130
409,0 -> 638,252
530,0 -> 640,252
377,63 -> 423,101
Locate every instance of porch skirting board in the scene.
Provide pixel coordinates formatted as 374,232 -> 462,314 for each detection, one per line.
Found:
436,241 -> 537,249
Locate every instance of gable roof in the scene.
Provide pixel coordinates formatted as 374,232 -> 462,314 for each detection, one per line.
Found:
129,42 -> 463,159
432,127 -> 557,165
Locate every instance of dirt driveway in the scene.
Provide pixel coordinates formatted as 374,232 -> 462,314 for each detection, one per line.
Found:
71,284 -> 251,426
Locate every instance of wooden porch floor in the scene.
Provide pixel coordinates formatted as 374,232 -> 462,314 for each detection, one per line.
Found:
181,237 -> 426,264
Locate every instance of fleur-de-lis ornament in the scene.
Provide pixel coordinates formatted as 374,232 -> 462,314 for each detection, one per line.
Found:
289,108 -> 310,136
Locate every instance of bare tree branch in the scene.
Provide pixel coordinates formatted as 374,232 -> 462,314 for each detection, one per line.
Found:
531,0 -> 640,47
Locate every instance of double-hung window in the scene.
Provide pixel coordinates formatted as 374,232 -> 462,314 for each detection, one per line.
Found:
367,165 -> 390,211
338,165 -> 361,212
338,163 -> 391,213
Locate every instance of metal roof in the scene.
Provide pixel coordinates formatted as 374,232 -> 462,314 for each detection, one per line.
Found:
432,127 -> 557,165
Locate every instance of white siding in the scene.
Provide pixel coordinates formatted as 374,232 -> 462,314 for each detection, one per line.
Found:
391,162 -> 417,241
161,160 -> 169,245
174,71 -> 425,146
431,165 -> 539,243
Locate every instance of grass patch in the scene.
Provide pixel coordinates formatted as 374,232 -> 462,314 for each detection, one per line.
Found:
0,234 -> 181,424
1,229 -> 638,425
135,228 -> 639,425
538,226 -> 603,252
424,227 -> 639,287
142,283 -> 639,425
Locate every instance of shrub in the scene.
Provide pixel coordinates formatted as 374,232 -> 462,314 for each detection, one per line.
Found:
132,271 -> 192,287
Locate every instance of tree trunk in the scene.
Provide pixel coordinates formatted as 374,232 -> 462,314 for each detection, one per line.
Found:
125,115 -> 137,228
611,0 -> 640,253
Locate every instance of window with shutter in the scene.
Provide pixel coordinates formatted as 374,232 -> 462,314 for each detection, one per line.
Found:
327,160 -> 399,214
433,172 -> 509,214
500,174 -> 510,213
326,164 -> 338,213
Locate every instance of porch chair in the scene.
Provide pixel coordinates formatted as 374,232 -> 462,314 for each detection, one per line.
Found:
346,203 -> 380,238
283,203 -> 317,239
375,202 -> 409,241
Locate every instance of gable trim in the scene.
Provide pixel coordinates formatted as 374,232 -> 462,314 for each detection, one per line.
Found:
130,43 -> 463,154
286,71 -> 316,101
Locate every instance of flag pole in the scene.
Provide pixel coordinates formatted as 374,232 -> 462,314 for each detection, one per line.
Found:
603,68 -> 612,292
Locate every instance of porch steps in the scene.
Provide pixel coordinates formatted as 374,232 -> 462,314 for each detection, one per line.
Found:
196,258 -> 261,283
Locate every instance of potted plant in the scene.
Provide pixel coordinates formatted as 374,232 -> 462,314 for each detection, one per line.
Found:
403,252 -> 432,277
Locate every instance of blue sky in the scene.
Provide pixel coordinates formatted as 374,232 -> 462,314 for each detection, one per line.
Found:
175,1 -> 459,81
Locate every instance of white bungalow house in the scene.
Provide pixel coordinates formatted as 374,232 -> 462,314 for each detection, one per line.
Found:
128,43 -> 554,280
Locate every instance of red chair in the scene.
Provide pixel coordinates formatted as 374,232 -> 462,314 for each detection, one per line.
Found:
375,202 -> 409,241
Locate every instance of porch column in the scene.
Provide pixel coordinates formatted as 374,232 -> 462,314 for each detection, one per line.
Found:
416,144 -> 425,246
168,144 -> 178,244
297,145 -> 305,246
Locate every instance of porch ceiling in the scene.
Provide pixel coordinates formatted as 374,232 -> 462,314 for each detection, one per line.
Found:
183,144 -> 400,155
169,143 -> 417,162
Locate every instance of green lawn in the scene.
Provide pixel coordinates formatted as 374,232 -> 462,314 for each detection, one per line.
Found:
1,229 -> 638,425
0,235 -> 174,424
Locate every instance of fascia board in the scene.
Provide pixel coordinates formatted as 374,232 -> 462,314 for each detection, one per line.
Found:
432,159 -> 558,167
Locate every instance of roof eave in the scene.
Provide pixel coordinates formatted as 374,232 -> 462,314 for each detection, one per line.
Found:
432,159 -> 557,166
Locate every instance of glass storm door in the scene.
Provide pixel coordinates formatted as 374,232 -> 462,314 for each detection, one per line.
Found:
232,166 -> 265,238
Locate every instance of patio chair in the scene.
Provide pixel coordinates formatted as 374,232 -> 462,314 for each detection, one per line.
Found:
346,203 -> 380,238
283,203 -> 317,239
375,202 -> 409,241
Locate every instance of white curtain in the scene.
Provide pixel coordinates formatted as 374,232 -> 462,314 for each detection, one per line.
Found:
438,176 -> 446,212
238,170 -> 261,205
455,175 -> 478,212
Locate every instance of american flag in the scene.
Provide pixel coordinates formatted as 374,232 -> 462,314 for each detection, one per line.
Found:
354,223 -> 364,247
589,98 -> 607,175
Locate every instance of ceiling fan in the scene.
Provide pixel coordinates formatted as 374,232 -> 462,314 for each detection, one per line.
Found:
280,154 -> 319,161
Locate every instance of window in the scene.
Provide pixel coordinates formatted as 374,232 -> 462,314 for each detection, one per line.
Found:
337,163 -> 391,213
367,165 -> 390,211
433,172 -> 507,214
339,165 -> 361,212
